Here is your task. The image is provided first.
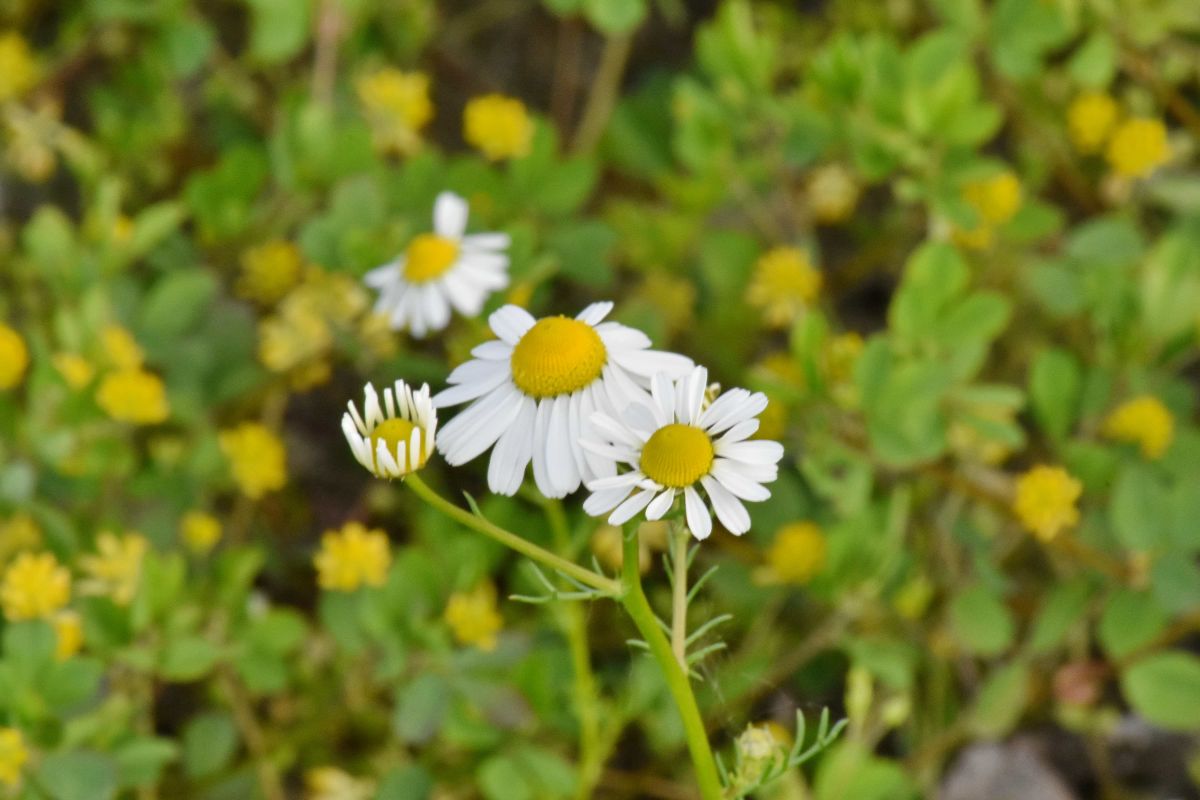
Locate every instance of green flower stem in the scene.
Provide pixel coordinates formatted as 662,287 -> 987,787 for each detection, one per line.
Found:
670,522 -> 689,670
405,473 -> 621,595
620,523 -> 723,800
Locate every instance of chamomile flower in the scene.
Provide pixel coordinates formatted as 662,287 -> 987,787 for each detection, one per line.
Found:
581,367 -> 783,540
342,380 -> 437,479
433,302 -> 694,498
363,192 -> 510,337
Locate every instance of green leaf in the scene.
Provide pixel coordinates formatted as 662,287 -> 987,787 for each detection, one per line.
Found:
478,755 -> 533,800
1150,558 -> 1200,615
377,765 -> 434,800
949,585 -> 1015,657
41,658 -> 104,711
159,636 -> 220,682
114,737 -> 178,789
1065,216 -> 1145,267
246,0 -> 311,64
1028,578 -> 1093,654
1122,652 -> 1200,731
394,673 -> 450,744
545,221 -> 617,288
139,270 -> 217,340
1029,347 -> 1083,440
1068,31 -> 1117,87
582,0 -> 646,34
1099,589 -> 1167,660
37,751 -> 118,800
182,712 -> 239,779
814,741 -> 918,800
1109,465 -> 1171,552
970,661 -> 1029,738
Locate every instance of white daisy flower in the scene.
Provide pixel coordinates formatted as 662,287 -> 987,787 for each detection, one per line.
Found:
433,302 -> 694,498
343,379 -> 438,478
580,366 -> 783,540
363,191 -> 510,337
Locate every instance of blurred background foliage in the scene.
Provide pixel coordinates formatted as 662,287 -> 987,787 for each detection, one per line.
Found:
2,0 -> 1200,797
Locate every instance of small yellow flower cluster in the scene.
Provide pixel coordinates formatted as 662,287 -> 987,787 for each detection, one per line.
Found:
93,325 -> 170,424
1,551 -> 70,621
4,99 -> 62,183
53,610 -> 83,661
219,422 -> 288,500
356,68 -> 433,157
314,522 -> 391,591
79,531 -> 148,606
956,170 -> 1022,250
53,352 -> 95,389
0,323 -> 29,390
745,246 -> 822,328
1066,92 -> 1170,178
0,32 -> 38,102
0,727 -> 28,789
305,766 -> 375,800
180,511 -> 222,554
444,581 -> 503,651
237,240 -> 304,305
463,94 -> 534,162
1013,465 -> 1082,542
1103,395 -> 1173,460
761,522 -> 827,584
807,163 -> 860,224
102,324 -> 144,369
0,513 -> 40,565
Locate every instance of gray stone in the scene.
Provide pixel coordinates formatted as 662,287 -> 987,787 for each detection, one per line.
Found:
940,741 -> 1079,800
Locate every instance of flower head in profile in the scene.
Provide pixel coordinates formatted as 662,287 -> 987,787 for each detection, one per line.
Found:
582,366 -> 784,540
463,94 -> 534,161
364,191 -> 510,337
434,302 -> 693,499
79,531 -> 148,606
355,68 -> 433,157
963,170 -> 1022,226
219,422 -> 288,499
1103,395 -> 1173,460
180,511 -> 222,555
1013,465 -> 1082,542
343,380 -> 437,479
745,247 -> 822,328
0,726 -> 28,789
237,240 -> 303,305
96,368 -> 170,424
1067,91 -> 1118,154
0,323 -> 29,390
1106,117 -> 1169,178
1,551 -> 70,621
444,581 -> 503,651
314,522 -> 391,592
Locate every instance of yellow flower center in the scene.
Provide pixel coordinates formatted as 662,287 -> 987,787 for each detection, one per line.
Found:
640,424 -> 714,488
403,234 -> 459,283
510,317 -> 607,398
370,417 -> 424,472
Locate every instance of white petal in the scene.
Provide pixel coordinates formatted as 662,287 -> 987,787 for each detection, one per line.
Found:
546,395 -> 581,495
575,301 -> 614,326
487,395 -> 536,496
434,191 -> 469,238
645,488 -> 675,520
711,460 -> 771,501
611,349 -> 694,381
584,485 -> 634,517
586,472 -> 644,492
461,232 -> 511,251
490,305 -> 536,345
684,487 -> 712,540
649,372 -> 676,426
470,340 -> 513,360
701,476 -> 751,534
717,419 -> 759,445
530,399 -> 555,498
363,261 -> 401,288
681,367 -> 707,425
446,357 -> 510,387
716,439 -> 784,465
595,322 -> 650,351
608,488 -> 656,525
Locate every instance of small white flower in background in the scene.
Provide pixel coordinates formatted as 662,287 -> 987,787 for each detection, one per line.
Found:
342,379 -> 437,478
581,366 -> 783,540
364,191 -> 510,337
433,302 -> 693,499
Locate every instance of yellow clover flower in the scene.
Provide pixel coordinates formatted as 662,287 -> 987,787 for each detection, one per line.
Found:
53,610 -> 83,661
0,513 -> 40,566
219,422 -> 288,499
463,94 -> 534,161
1067,91 -> 1118,154
444,581 -> 503,651
52,352 -> 95,389
356,68 -> 433,157
0,32 -> 38,102
314,522 -> 391,592
0,727 -> 28,789
1,551 -> 71,621
1013,465 -> 1082,542
963,170 -> 1022,226
808,163 -> 860,224
237,240 -> 304,305
0,323 -> 29,390
1105,118 -> 1169,178
180,511 -> 222,554
79,531 -> 148,606
305,766 -> 374,800
101,324 -> 145,370
762,522 -> 827,585
96,368 -> 170,424
1103,395 -> 1174,460
745,246 -> 822,328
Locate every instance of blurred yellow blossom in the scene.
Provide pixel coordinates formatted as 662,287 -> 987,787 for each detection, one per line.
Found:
219,422 -> 287,499
305,766 -> 374,800
258,269 -> 366,388
963,170 -> 1022,226
1067,91 -> 1118,154
949,403 -> 1022,465
760,522 -> 826,585
746,246 -> 822,328
0,32 -> 38,102
754,395 -> 787,441
1106,118 -> 1169,178
636,273 -> 696,334
1014,465 -> 1082,542
53,610 -> 83,661
823,332 -> 863,383
444,581 -> 503,651
1103,395 -> 1173,460
314,522 -> 391,591
463,94 -> 534,161
53,352 -> 95,389
0,514 -> 40,566
1,551 -> 70,621
808,163 -> 860,223
0,727 -> 28,789
101,325 -> 144,369
180,511 -> 222,554
111,214 -> 134,245
96,368 -> 170,424
0,323 -> 29,390
356,68 -> 432,156
237,240 -> 303,305
4,100 -> 60,182
79,531 -> 148,605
